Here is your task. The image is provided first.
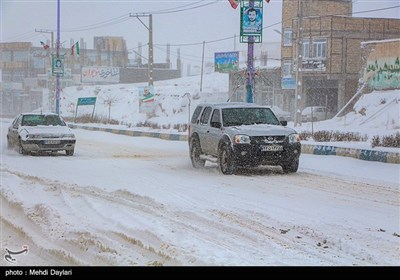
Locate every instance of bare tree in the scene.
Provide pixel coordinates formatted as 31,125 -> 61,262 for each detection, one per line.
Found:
101,93 -> 121,123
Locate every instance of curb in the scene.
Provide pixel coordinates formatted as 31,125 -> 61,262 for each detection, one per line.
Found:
69,124 -> 400,164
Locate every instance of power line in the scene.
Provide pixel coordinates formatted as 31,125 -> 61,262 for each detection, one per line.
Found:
62,15 -> 131,32
9,4 -> 396,40
4,30 -> 36,42
6,3 -> 399,50
142,0 -> 207,14
143,0 -> 220,15
153,21 -> 282,47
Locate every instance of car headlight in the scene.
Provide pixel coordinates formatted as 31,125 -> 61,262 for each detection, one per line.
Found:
62,134 -> 75,138
27,134 -> 40,139
288,133 -> 301,144
233,134 -> 251,144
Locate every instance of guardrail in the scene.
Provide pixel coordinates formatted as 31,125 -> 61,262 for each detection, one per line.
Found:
68,124 -> 400,164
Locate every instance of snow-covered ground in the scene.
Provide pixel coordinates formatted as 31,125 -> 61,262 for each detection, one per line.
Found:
1,123 -> 399,266
1,72 -> 399,266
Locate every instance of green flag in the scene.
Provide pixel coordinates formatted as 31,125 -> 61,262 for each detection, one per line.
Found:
71,41 -> 80,55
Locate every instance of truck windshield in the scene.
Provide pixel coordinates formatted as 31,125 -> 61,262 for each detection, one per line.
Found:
222,108 -> 280,126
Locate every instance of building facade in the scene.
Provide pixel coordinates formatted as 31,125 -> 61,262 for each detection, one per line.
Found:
280,0 -> 400,118
1,36 -> 181,115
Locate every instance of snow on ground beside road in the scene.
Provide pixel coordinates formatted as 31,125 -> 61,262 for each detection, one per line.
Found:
60,72 -> 229,127
296,89 -> 400,139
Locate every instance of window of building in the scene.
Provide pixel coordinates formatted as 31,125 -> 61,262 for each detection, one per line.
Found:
312,39 -> 327,58
283,28 -> 292,46
283,60 -> 292,77
0,51 -> 12,61
303,39 -> 310,59
13,50 -> 30,61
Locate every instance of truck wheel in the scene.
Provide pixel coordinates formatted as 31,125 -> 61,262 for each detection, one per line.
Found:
190,138 -> 205,168
18,140 -> 28,155
219,145 -> 236,175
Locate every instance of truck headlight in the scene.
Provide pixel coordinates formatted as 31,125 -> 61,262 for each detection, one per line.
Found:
233,134 -> 251,144
288,133 -> 301,144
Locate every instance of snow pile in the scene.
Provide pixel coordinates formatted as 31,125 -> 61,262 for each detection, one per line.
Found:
60,72 -> 229,127
353,90 -> 399,130
297,90 -> 399,138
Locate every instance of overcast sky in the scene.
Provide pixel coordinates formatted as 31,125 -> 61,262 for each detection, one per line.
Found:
1,0 -> 399,68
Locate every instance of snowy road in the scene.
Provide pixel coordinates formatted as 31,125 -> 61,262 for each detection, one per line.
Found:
1,120 -> 399,266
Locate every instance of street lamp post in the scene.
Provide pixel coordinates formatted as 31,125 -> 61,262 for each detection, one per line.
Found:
55,0 -> 61,115
294,0 -> 303,127
35,29 -> 54,112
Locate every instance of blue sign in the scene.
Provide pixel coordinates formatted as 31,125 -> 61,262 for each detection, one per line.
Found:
77,97 -> 97,106
281,77 -> 296,89
214,52 -> 239,73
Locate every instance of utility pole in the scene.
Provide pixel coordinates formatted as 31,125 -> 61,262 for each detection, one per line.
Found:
55,0 -> 61,115
246,0 -> 255,103
129,13 -> 154,87
200,41 -> 205,92
294,0 -> 303,126
35,28 -> 54,112
148,14 -> 153,86
35,29 -> 54,48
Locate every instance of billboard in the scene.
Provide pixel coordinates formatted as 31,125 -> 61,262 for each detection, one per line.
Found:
81,67 -> 120,83
363,40 -> 400,90
214,51 -> 239,73
240,0 -> 263,43
139,85 -> 155,114
52,55 -> 65,76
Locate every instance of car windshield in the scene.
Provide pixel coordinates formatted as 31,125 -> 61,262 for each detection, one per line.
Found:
222,108 -> 281,126
21,115 -> 66,126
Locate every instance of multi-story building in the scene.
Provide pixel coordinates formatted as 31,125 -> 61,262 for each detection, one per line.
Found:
0,36 -> 180,115
0,42 -> 43,114
280,0 -> 400,118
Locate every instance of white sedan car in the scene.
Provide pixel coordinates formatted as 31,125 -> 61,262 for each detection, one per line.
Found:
7,113 -> 76,156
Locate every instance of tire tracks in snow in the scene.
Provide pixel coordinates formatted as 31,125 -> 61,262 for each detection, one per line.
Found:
1,161 -> 399,265
1,167 -> 183,265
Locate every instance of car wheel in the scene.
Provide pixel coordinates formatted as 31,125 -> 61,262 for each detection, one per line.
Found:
219,144 -> 236,175
281,159 -> 299,173
18,140 -> 28,155
66,149 -> 74,156
190,138 -> 205,168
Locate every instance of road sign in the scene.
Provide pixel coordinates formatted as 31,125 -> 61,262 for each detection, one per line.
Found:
75,97 -> 97,122
77,97 -> 97,106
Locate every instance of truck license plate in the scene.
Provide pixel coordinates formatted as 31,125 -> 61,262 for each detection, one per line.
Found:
44,140 -> 60,144
261,145 -> 283,152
